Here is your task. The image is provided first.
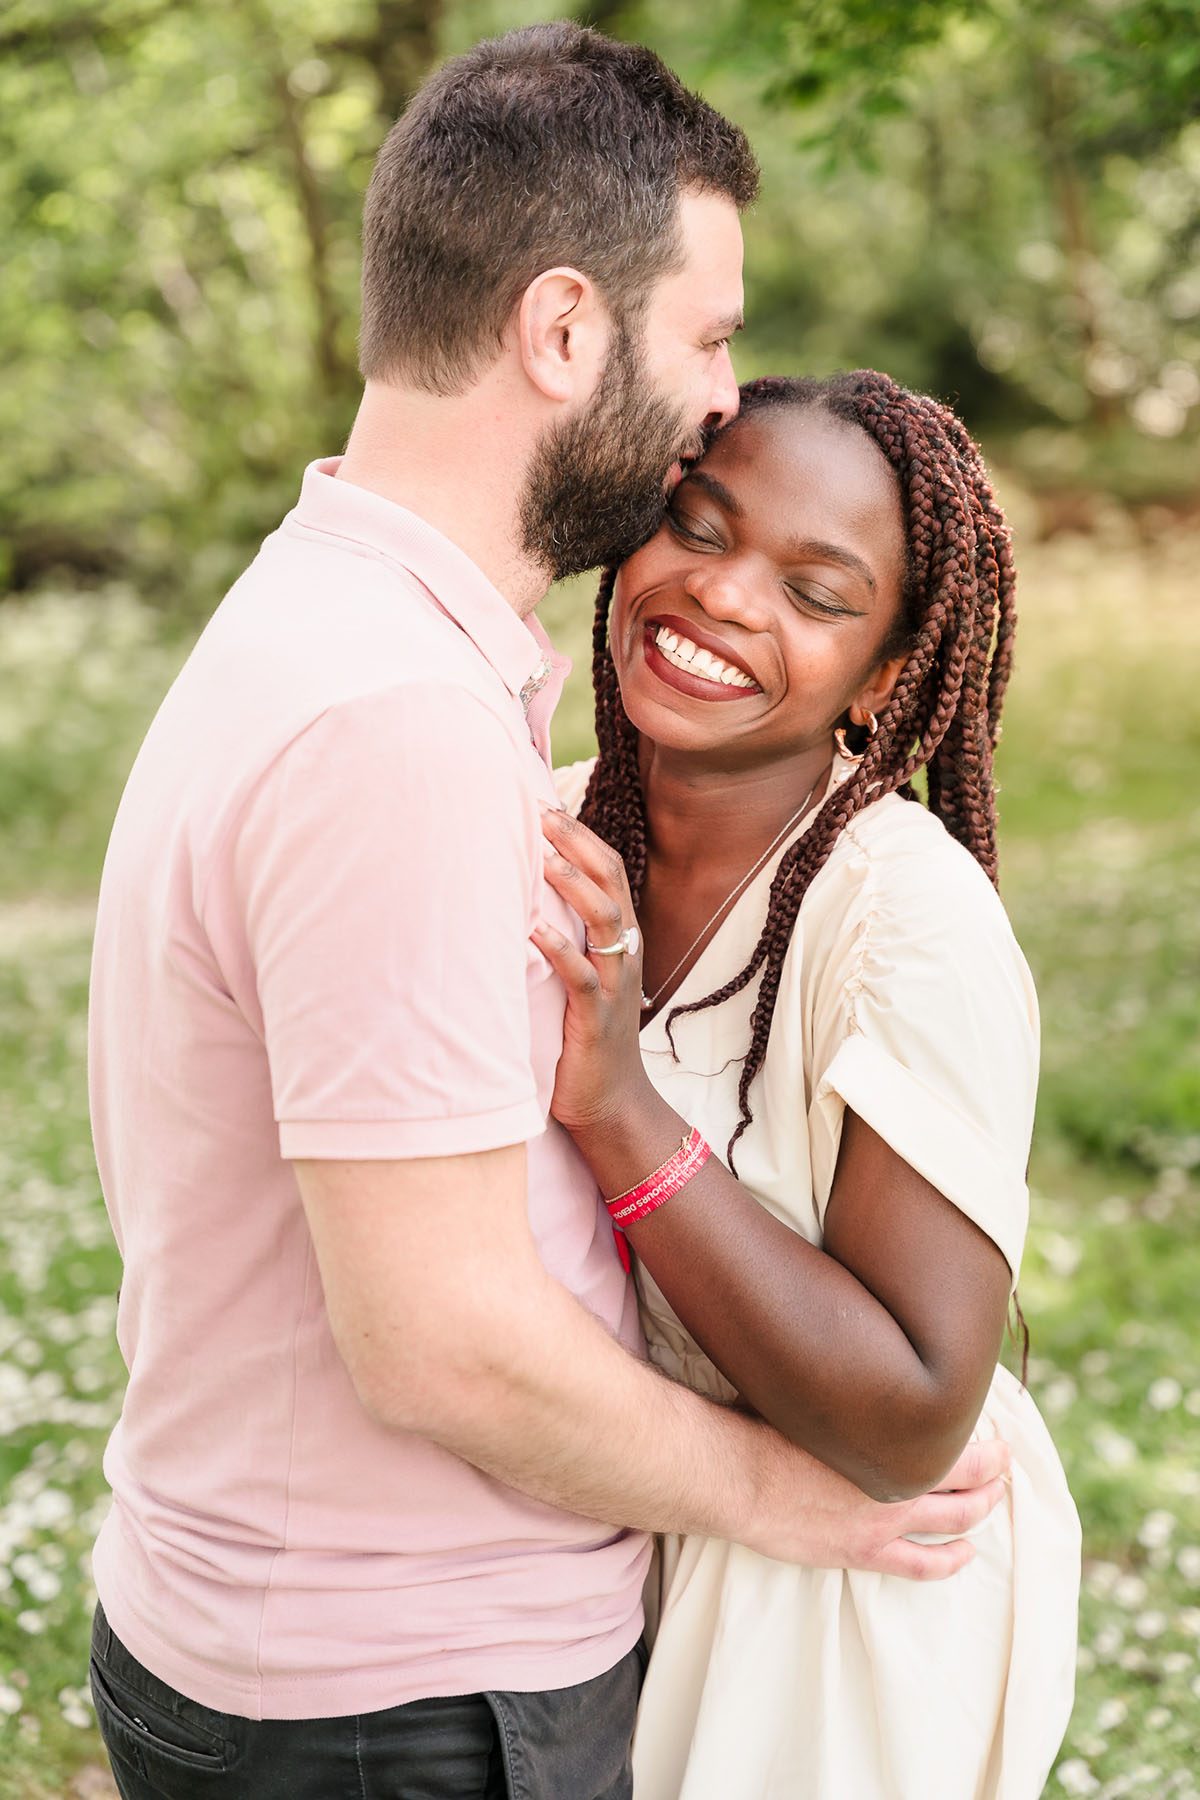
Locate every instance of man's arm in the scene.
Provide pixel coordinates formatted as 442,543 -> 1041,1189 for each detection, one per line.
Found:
295,1145 -> 1008,1577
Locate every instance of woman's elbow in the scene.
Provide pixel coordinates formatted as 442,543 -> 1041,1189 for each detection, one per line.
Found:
858,1402 -> 983,1502
766,1390 -> 981,1504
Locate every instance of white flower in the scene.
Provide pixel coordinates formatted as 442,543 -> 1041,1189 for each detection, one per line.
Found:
0,1683 -> 22,1717
1135,1609 -> 1168,1639
1092,1426 -> 1137,1468
1043,1376 -> 1077,1416
1042,1234 -> 1083,1278
1096,1697 -> 1127,1730
1176,1546 -> 1200,1582
25,1568 -> 61,1603
1057,1759 -> 1100,1795
1114,1573 -> 1148,1610
1138,1510 -> 1176,1548
15,1611 -> 45,1635
1148,1377 -> 1183,1411
58,1686 -> 94,1730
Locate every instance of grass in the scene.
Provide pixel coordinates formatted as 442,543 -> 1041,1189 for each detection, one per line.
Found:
1,506 -> 1198,1797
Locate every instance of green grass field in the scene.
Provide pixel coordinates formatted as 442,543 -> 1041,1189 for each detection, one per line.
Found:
1,506 -> 1197,1797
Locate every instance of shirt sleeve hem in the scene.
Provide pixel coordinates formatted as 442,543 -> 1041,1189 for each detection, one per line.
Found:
279,1099 -> 545,1161
814,1031 -> 1028,1285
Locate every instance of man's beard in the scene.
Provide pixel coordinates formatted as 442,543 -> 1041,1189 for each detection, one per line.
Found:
519,320 -> 698,582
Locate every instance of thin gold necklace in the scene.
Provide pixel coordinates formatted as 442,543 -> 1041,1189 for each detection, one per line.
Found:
640,763 -> 830,1014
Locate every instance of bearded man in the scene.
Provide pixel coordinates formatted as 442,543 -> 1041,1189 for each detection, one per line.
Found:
86,24 -> 1006,1799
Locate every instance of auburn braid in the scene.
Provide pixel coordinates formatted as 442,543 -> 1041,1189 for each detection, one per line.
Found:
580,370 -> 1018,1168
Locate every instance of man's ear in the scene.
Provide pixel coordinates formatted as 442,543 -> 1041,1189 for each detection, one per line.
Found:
515,268 -> 608,404
849,652 -> 907,727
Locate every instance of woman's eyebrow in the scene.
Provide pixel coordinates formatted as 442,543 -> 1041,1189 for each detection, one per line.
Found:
681,476 -> 877,595
786,538 -> 877,594
683,469 -> 744,516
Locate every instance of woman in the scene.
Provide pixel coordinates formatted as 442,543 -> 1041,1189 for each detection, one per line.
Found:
533,372 -> 1080,1799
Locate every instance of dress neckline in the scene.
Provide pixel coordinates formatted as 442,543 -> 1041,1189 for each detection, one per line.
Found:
638,758 -> 854,1052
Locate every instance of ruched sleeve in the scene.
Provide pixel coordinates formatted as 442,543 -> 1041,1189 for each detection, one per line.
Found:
553,756 -> 596,818
806,804 -> 1039,1283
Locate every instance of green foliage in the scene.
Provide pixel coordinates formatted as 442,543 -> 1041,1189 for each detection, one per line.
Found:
702,0 -> 1200,454
1,7 -> 1198,1788
0,588 -> 189,898
1,0 -> 1197,604
0,0 -> 414,597
1,522 -> 1199,1794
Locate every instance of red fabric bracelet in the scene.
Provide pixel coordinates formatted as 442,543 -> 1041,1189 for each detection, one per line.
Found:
605,1126 -> 711,1232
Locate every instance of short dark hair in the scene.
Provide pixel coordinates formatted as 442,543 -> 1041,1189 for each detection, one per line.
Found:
359,22 -> 759,395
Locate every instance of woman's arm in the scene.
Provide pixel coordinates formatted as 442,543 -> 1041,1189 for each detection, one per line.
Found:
535,807 -> 1013,1504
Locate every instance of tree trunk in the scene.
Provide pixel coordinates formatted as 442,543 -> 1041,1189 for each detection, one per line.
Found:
1029,53 -> 1119,428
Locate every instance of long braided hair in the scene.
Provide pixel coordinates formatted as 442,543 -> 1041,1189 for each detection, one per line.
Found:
580,371 -> 1018,1161
582,370 -> 1028,1371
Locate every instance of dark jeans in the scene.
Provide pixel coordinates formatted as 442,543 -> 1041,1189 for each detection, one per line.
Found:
90,1602 -> 644,1800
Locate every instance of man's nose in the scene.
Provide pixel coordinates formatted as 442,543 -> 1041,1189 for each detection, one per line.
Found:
703,346 -> 740,433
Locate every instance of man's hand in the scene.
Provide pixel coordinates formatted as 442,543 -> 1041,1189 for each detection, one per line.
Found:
744,1434 -> 1009,1578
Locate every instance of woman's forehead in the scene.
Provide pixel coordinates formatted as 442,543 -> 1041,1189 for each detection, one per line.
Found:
699,405 -> 905,554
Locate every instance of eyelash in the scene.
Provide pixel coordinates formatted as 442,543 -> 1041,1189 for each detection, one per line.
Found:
668,512 -> 716,547
669,516 -> 850,618
786,585 -> 847,618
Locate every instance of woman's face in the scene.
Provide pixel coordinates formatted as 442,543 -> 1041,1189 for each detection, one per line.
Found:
610,405 -> 910,770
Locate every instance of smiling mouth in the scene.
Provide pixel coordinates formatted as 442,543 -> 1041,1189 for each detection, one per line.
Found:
642,620 -> 762,700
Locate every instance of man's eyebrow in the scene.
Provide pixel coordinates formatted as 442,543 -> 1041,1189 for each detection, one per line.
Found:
681,469 -> 744,517
786,538 -> 877,595
707,312 -> 745,339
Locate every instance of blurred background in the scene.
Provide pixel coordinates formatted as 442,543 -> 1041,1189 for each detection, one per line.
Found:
0,2 -> 1197,1794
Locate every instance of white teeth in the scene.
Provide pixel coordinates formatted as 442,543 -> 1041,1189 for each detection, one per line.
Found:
653,626 -> 756,689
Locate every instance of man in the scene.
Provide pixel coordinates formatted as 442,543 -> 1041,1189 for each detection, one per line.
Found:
87,23 -> 1007,1799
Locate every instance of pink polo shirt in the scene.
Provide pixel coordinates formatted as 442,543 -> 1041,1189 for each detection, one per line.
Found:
88,458 -> 649,1721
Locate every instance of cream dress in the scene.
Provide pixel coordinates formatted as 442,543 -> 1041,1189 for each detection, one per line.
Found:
556,758 -> 1080,1800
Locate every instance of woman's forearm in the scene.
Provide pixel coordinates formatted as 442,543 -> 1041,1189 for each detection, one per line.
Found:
570,1090 -> 994,1501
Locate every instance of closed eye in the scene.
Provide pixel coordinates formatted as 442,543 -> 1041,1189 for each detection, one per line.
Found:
668,510 -> 724,550
786,583 -> 856,618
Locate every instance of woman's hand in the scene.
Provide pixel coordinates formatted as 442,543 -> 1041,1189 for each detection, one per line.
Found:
532,807 -> 654,1138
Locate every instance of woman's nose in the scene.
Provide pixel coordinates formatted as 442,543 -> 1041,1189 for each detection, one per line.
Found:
683,560 -> 770,631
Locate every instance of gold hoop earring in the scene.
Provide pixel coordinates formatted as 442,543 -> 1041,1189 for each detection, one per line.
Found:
833,710 -> 879,764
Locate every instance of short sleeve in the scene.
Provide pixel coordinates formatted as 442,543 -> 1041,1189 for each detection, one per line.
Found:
227,685 -> 544,1160
808,817 -> 1039,1282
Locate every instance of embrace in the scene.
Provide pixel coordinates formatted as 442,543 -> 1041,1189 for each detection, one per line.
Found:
86,23 -> 1080,1800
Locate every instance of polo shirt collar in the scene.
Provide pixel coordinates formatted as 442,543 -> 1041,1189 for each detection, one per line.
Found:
291,457 -> 567,710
